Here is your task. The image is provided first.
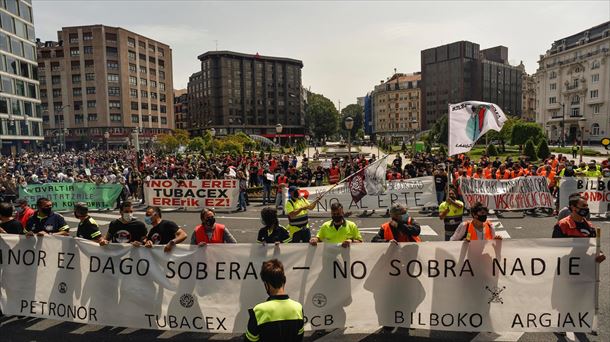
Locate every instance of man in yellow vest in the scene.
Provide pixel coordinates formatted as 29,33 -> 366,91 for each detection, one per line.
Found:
438,189 -> 464,241
285,186 -> 317,243
450,202 -> 503,241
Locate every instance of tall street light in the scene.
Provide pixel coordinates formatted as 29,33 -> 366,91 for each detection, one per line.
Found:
305,134 -> 311,159
56,105 -> 70,153
345,116 -> 354,161
560,103 -> 566,147
578,118 -> 586,163
275,123 -> 283,148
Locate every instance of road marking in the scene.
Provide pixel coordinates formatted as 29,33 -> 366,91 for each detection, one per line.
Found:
70,324 -> 105,334
514,226 -> 523,230
25,318 -> 63,331
117,327 -> 140,334
495,231 -> 511,239
471,332 -> 524,341
157,330 -> 185,339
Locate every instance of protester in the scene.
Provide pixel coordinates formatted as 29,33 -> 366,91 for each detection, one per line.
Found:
371,203 -> 421,243
73,202 -> 104,242
143,206 -> 187,252
191,208 -> 237,245
257,207 -> 290,244
14,198 -> 35,229
285,186 -> 316,243
246,259 -> 304,342
25,198 -> 70,237
104,200 -> 147,246
0,202 -> 24,234
438,189 -> 465,241
309,202 -> 363,247
450,202 -> 502,241
552,195 -> 606,263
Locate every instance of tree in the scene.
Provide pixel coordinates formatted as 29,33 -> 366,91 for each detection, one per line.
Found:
537,138 -> 550,160
173,129 -> 190,147
486,116 -> 520,152
428,114 -> 448,146
305,92 -> 339,140
524,138 -> 537,161
486,144 -> 498,156
511,122 -> 544,151
188,137 -> 206,152
157,133 -> 179,152
340,104 -> 364,138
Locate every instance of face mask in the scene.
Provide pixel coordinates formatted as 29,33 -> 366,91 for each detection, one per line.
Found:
577,208 -> 589,217
206,217 -> 216,226
332,215 -> 343,224
122,213 -> 133,221
41,207 -> 52,216
261,219 -> 268,227
15,207 -> 24,214
400,213 -> 409,224
477,214 -> 487,222
144,216 -> 153,225
449,194 -> 456,200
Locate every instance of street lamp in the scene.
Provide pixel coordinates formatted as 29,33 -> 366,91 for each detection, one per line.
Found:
305,134 -> 311,159
578,118 -> 586,163
209,127 -> 216,155
345,116 -> 354,161
56,105 -> 70,153
104,131 -> 110,151
275,123 -> 283,147
559,103 -> 566,147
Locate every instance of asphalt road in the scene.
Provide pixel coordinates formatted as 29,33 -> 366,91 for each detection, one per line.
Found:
1,205 -> 609,342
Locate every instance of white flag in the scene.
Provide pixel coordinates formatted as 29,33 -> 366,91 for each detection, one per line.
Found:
448,101 -> 507,156
364,155 -> 388,195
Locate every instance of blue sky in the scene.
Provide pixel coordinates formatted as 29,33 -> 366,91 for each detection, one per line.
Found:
33,0 -> 610,108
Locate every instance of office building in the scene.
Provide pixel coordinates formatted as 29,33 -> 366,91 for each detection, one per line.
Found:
0,0 -> 42,155
534,22 -> 609,145
174,88 -> 187,130
191,51 -> 305,138
518,62 -> 537,122
37,25 -> 174,149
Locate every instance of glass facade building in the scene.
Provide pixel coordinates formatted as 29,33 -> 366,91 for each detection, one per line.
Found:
0,0 -> 42,154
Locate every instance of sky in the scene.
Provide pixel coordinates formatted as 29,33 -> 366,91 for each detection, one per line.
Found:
33,0 -> 609,109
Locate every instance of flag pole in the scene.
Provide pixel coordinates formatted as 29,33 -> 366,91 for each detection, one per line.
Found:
593,227 -> 601,334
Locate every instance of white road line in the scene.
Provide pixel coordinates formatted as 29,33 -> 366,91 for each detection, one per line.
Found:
157,330 -> 185,339
70,324 -> 106,334
117,327 -> 140,334
495,231 -> 511,239
471,332 -> 524,341
25,318 -> 63,331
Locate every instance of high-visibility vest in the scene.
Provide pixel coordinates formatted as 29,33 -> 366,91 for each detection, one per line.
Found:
496,170 -> 511,179
329,167 -> 340,184
465,221 -> 493,240
556,216 -> 594,237
381,218 -> 421,242
194,223 -> 225,244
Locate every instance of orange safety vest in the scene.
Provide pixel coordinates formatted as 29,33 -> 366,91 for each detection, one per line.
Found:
277,175 -> 288,185
381,218 -> 421,242
484,167 -> 492,179
556,216 -> 594,238
465,221 -> 494,240
496,170 -> 511,180
329,167 -> 340,184
194,223 -> 225,244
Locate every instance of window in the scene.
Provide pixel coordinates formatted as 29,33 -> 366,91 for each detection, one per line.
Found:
106,47 -> 117,55
571,95 -> 580,104
5,0 -> 18,15
83,46 -> 93,54
152,116 -> 158,123
148,56 -> 155,64
73,101 -> 82,110
41,90 -> 47,98
592,74 -> 599,83
69,33 -> 79,44
131,102 -> 139,110
590,90 -> 599,98
593,105 -> 600,114
151,80 -> 157,88
0,12 -> 14,34
550,83 -> 556,90
107,74 -> 119,83
70,61 -> 79,70
86,87 -> 95,94
141,90 -> 148,98
158,48 -> 165,57
88,113 -> 97,121
75,114 -> 84,124
160,105 -> 166,113
141,102 -> 148,110
107,60 -> 119,69
12,98 -> 21,115
20,62 -> 29,78
19,2 -> 32,22
549,71 -> 556,79
128,51 -> 136,60
140,78 -> 147,86
549,97 -> 556,104
85,60 -> 94,68
73,88 -> 81,96
71,74 -> 80,83
83,32 -> 93,41
6,56 -> 18,74
591,123 -> 600,136
139,65 -> 147,74
159,83 -> 165,91
151,104 -> 158,111
85,73 -> 95,81
131,115 -> 139,123
129,76 -> 137,86
129,63 -> 136,73
87,100 -> 96,108
591,61 -> 600,69
150,92 -> 157,99
10,38 -> 22,57
128,38 -> 135,48
160,94 -> 166,102
159,71 -> 165,80
161,117 -> 167,125
138,40 -> 146,48
105,33 -> 117,44
142,115 -> 149,122
53,88 -> 62,97
109,101 -> 121,109
110,114 -> 121,122
139,53 -> 146,61
14,80 -> 24,96
571,107 -> 580,117
108,87 -> 120,96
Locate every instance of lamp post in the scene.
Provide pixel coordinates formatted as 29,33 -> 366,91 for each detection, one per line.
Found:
104,131 -> 110,151
275,123 -> 283,148
56,105 -> 71,153
305,134 -> 311,159
209,127 -> 216,156
345,116 -> 354,161
578,118 -> 586,163
560,103 -> 566,147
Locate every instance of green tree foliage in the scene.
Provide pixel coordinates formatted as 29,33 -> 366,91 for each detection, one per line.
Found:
187,137 -> 206,152
173,129 -> 190,147
429,114 -> 448,146
524,138 -> 538,161
486,116 -> 519,152
305,92 -> 339,139
511,122 -> 544,150
537,138 -> 551,160
340,104 -> 364,138
486,144 -> 498,156
157,133 -> 179,152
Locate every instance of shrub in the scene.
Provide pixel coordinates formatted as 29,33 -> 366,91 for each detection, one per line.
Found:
537,138 -> 550,160
524,138 -> 537,161
486,144 -> 498,156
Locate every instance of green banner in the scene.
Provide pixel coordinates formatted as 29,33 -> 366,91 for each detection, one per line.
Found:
18,183 -> 123,211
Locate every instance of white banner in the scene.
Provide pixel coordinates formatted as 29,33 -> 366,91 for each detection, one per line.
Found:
0,236 -> 597,333
143,179 -> 239,211
559,177 -> 610,215
288,177 -> 438,212
448,101 -> 508,156
459,176 -> 553,210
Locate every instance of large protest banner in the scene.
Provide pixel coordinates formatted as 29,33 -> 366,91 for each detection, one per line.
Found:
559,177 -> 610,215
288,177 -> 438,212
18,183 -> 123,211
0,236 -> 597,333
459,176 -> 553,210
143,179 -> 239,211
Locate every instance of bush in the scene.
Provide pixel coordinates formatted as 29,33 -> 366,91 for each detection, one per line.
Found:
524,138 -> 537,161
537,139 -> 550,160
486,144 -> 498,156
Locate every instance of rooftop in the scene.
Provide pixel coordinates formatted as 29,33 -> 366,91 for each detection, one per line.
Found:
197,50 -> 303,67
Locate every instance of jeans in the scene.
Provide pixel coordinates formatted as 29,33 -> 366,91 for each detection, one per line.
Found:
238,191 -> 247,210
262,184 -> 272,205
436,191 -> 445,205
276,192 -> 284,209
